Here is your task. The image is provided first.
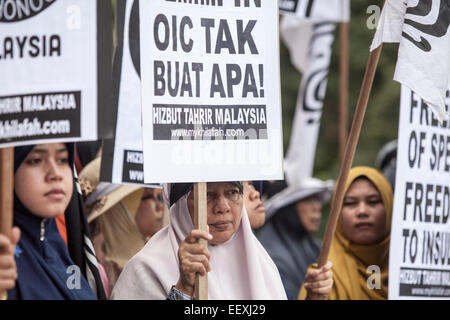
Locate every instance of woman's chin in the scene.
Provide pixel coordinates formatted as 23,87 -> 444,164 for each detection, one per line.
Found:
32,206 -> 66,219
210,231 -> 233,245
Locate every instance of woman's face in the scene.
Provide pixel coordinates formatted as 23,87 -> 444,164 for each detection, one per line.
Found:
135,188 -> 165,239
188,182 -> 243,245
15,143 -> 73,219
341,178 -> 386,245
296,196 -> 322,234
243,181 -> 266,229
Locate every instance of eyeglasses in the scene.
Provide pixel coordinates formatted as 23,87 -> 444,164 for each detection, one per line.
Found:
206,189 -> 242,203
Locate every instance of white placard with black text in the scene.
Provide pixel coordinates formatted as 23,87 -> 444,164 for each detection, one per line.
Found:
0,0 -> 112,147
139,0 -> 283,183
389,79 -> 450,299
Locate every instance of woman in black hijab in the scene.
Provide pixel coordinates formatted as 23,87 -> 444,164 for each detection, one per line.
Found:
257,178 -> 333,300
0,143 -> 105,300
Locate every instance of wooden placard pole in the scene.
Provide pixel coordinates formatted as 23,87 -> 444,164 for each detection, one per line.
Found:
318,45 -> 383,267
0,147 -> 14,238
339,22 -> 349,166
194,182 -> 208,300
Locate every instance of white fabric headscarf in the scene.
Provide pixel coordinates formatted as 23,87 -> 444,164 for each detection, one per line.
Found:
111,183 -> 287,300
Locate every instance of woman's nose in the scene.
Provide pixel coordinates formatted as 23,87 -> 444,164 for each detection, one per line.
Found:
356,201 -> 368,216
46,160 -> 63,181
214,195 -> 231,213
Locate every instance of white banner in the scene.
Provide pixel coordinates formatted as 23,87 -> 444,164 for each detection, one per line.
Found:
389,79 -> 450,299
101,0 -> 143,186
282,18 -> 336,185
279,0 -> 350,23
101,0 -> 160,188
0,0 -> 113,148
371,0 -> 450,123
139,0 -> 283,183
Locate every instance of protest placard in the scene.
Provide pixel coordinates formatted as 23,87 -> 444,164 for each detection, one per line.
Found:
0,0 -> 113,147
389,80 -> 450,299
101,0 -> 152,187
139,0 -> 283,183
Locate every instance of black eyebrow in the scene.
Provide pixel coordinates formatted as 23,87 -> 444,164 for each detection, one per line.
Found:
30,147 -> 68,154
344,194 -> 381,201
29,148 -> 47,154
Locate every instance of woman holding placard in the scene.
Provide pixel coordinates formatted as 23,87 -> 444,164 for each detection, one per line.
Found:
298,166 -> 393,300
111,182 -> 333,300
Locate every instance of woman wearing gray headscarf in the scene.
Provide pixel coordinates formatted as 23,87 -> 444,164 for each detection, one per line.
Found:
257,177 -> 333,300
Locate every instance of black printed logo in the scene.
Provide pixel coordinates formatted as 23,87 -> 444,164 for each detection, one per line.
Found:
279,0 -> 315,16
402,0 -> 450,52
279,0 -> 299,13
129,0 -> 140,77
302,22 -> 335,125
0,0 -> 57,23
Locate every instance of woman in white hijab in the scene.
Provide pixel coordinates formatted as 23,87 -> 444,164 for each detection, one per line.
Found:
111,182 -> 332,300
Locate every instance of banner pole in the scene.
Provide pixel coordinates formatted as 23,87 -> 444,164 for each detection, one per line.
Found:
318,45 -> 383,267
0,147 -> 14,238
194,182 -> 208,300
339,21 -> 349,166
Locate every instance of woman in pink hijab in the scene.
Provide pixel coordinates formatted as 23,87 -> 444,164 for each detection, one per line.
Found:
111,182 -> 332,300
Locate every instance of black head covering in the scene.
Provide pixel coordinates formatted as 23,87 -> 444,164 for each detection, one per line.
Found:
251,181 -> 263,195
14,143 -> 75,172
75,140 -> 102,168
262,180 -> 287,200
14,145 -> 34,172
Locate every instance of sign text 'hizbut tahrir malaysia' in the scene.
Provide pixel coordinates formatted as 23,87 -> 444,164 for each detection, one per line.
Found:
0,0 -> 112,147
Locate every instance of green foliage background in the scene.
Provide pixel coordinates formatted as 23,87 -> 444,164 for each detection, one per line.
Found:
281,3 -> 400,178
279,2 -> 401,237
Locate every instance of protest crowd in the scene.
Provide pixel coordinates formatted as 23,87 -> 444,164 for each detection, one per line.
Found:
0,0 -> 449,303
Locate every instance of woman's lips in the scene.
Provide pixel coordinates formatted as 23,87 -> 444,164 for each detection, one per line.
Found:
211,221 -> 231,231
44,189 -> 65,200
355,222 -> 372,229
254,203 -> 265,213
